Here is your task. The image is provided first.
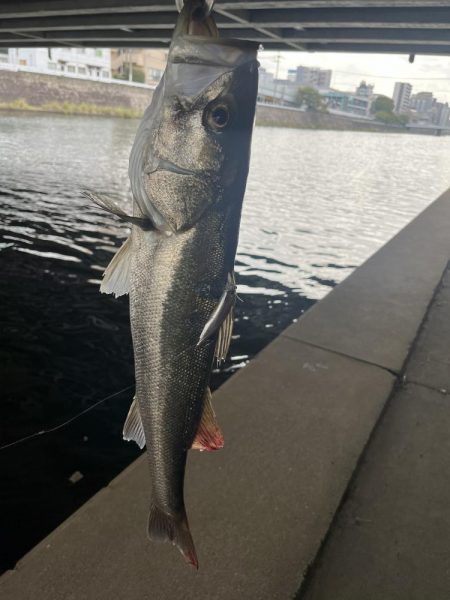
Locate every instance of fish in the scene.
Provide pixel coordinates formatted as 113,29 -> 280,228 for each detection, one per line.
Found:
85,0 -> 259,568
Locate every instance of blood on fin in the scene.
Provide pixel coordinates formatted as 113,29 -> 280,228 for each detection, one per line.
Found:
191,388 -> 224,452
148,504 -> 198,569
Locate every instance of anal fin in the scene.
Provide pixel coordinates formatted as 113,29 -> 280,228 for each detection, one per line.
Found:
191,388 -> 224,452
123,398 -> 146,449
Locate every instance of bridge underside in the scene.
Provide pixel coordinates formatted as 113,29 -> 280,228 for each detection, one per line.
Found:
1,1 -> 450,54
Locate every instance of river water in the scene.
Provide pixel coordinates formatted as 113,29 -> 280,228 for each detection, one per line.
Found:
1,111 -> 450,570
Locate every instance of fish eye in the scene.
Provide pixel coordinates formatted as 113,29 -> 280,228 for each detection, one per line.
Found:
205,104 -> 230,131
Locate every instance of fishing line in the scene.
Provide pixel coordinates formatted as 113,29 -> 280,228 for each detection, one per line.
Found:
0,384 -> 134,452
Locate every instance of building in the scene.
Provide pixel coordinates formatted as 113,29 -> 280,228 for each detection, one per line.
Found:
408,91 -> 450,128
356,80 -> 374,98
410,91 -> 434,114
111,49 -> 168,86
393,82 -> 413,113
433,102 -> 450,127
0,48 -> 111,79
257,68 -> 299,105
321,80 -> 375,118
287,68 -> 297,83
293,65 -> 332,90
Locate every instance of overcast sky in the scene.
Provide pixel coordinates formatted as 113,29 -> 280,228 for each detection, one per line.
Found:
259,51 -> 450,103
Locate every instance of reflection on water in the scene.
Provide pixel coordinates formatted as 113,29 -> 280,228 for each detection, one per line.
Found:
1,111 -> 450,571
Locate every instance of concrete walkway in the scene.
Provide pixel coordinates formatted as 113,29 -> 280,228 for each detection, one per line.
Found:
2,188 -> 450,599
299,264 -> 450,600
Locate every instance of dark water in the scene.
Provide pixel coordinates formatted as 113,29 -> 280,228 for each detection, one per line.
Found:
1,112 -> 450,571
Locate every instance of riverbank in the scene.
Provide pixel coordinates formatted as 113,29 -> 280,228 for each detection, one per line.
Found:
2,187 -> 450,599
0,68 -> 404,133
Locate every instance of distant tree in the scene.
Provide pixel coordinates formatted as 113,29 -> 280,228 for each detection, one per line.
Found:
295,86 -> 325,111
375,111 -> 408,127
371,95 -> 395,114
114,65 -> 145,84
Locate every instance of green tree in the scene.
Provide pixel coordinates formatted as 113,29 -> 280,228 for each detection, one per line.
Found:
113,65 -> 145,84
371,95 -> 394,114
295,86 -> 324,111
375,111 -> 408,127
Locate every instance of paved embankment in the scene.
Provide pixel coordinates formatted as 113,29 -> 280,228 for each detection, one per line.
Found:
0,69 -> 153,115
1,188 -> 450,599
299,264 -> 450,600
0,69 -> 399,131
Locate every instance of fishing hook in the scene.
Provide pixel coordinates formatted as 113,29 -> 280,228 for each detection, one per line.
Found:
175,0 -> 215,17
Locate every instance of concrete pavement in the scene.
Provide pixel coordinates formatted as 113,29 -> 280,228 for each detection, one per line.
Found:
299,264 -> 450,600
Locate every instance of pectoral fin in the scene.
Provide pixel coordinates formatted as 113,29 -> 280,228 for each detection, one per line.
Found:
84,191 -> 154,230
197,273 -> 236,362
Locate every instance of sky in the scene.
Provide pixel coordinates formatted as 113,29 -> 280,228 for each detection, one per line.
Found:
259,51 -> 450,103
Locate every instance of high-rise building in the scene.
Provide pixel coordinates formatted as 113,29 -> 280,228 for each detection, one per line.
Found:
393,82 -> 412,113
410,91 -> 434,114
294,65 -> 332,90
433,102 -> 450,127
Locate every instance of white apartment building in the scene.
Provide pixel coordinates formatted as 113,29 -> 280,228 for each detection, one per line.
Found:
393,81 -> 413,114
293,65 -> 332,90
0,48 -> 111,80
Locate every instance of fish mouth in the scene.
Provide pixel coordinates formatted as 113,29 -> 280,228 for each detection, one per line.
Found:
145,158 -> 197,177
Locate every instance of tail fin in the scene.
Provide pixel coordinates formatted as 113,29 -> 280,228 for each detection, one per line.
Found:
148,504 -> 198,569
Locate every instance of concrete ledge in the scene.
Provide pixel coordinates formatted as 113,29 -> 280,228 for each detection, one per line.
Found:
2,189 -> 450,599
1,339 -> 394,600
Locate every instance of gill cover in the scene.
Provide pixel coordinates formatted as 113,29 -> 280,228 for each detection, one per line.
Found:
128,1 -> 259,232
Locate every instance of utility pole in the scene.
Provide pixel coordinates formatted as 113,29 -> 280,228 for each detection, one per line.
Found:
273,52 -> 283,104
128,49 -> 133,82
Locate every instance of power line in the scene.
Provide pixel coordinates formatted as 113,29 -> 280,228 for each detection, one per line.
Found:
333,70 -> 450,81
0,384 -> 134,452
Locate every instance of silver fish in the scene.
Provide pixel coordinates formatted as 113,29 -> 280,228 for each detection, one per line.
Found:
86,1 -> 259,568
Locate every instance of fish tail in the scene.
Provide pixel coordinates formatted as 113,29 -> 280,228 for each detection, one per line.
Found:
147,504 -> 198,569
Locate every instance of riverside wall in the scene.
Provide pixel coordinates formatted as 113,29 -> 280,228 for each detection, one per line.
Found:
0,68 -> 398,132
256,103 -> 399,132
0,69 -> 153,113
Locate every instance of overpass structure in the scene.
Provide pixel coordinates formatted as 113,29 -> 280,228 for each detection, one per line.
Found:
1,1 -> 450,53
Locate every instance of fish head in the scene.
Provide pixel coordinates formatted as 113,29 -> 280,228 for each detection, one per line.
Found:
129,37 -> 259,232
